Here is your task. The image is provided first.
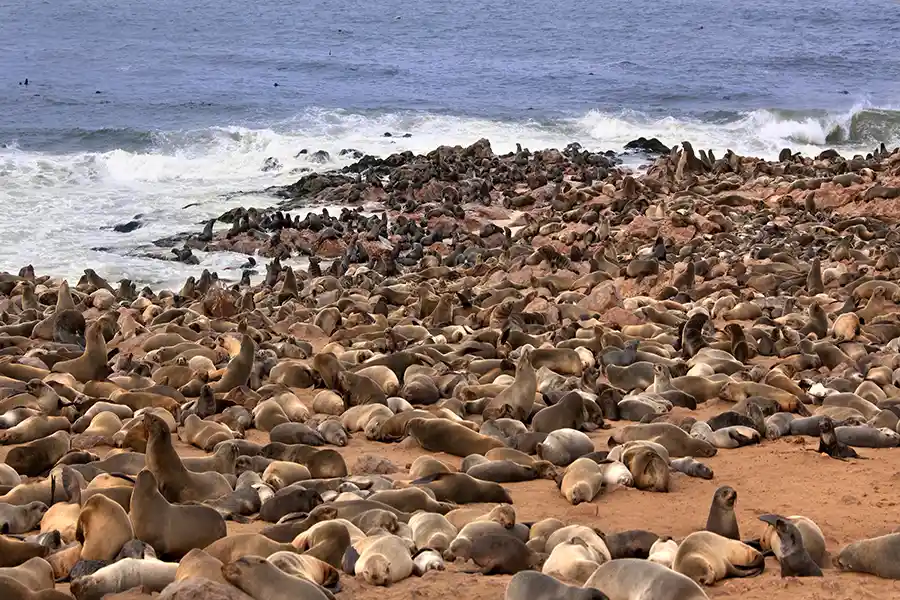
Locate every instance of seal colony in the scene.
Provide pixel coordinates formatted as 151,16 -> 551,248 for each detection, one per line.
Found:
1,139 -> 900,600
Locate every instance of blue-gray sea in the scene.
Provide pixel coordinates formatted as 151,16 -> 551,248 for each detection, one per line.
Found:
2,0 -> 900,286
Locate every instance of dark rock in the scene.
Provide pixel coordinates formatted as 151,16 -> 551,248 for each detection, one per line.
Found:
624,137 -> 670,155
310,150 -> 331,163
262,157 -> 282,172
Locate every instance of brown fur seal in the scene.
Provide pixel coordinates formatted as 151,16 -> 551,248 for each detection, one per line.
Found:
0,417 -> 70,446
506,570 -> 608,600
266,551 -> 339,588
222,555 -> 331,600
76,493 -> 134,561
130,470 -> 226,559
5,431 -> 70,477
836,533 -> 900,578
0,556 -> 55,592
585,558 -> 708,600
174,548 -> 228,585
673,531 -> 764,584
412,472 -> 513,504
609,423 -> 717,458
757,514 -> 822,577
705,486 -> 739,540
408,512 -> 458,552
204,533 -> 298,563
537,428 -> 595,466
619,444 -> 669,492
51,320 -> 110,383
143,413 -> 232,502
367,487 -> 452,513
213,334 -> 255,393
0,576 -> 71,600
0,535 -> 48,568
0,501 -> 47,535
292,519 -> 352,568
406,417 -> 505,457
483,350 -> 537,421
758,514 -> 827,568
459,533 -> 542,575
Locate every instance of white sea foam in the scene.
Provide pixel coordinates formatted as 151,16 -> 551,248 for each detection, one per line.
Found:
1,105 -> 897,288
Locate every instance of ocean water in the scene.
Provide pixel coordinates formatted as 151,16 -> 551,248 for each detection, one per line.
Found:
2,0 -> 900,287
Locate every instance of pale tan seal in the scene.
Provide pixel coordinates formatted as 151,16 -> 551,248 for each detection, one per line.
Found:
174,548 -> 228,585
204,533 -> 297,564
130,470 -> 227,559
545,525 -> 611,563
343,533 -> 414,586
76,493 -> 134,561
222,555 -> 331,600
560,457 -> 607,505
542,537 -> 606,584
585,558 -> 709,600
407,456 -> 453,480
0,556 -> 55,592
0,501 -> 47,534
180,414 -> 234,451
673,531 -> 764,585
609,423 -> 717,458
262,461 -> 312,490
0,576 -> 71,600
446,504 -> 516,531
408,512 -> 458,552
266,551 -> 339,588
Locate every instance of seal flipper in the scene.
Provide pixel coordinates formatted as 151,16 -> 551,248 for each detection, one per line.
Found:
727,430 -> 758,447
341,545 -> 360,575
742,538 -> 767,553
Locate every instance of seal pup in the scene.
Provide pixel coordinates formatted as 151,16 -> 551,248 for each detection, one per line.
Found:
408,512 -> 458,552
129,470 -> 227,559
836,533 -> 900,579
757,514 -> 822,577
585,558 -> 708,600
648,538 -> 679,568
758,514 -> 827,568
266,551 -> 340,588
705,486 -> 739,540
673,531 -> 764,585
222,555 -> 331,600
412,549 -> 445,575
818,416 -> 858,459
69,558 -> 179,600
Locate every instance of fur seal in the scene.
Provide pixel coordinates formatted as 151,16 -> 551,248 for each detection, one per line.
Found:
292,519 -> 352,568
0,535 -> 48,568
818,416 -> 858,459
214,334 -> 255,393
408,512 -> 458,552
619,444 -> 669,492
483,349 -> 537,421
76,493 -> 134,561
51,320 -> 110,383
69,558 -> 179,600
412,472 -> 513,504
537,428 -> 594,466
459,533 -> 542,575
0,576 -> 71,600
670,457 -> 713,479
222,555 -> 331,600
0,501 -> 47,534
174,548 -> 228,585
609,423 -> 717,458
757,514 -> 822,577
585,558 -> 708,600
758,514 -> 827,568
0,556 -> 55,592
836,533 -> 900,579
673,531 -> 764,585
267,551 -> 340,588
143,413 -> 232,502
259,484 -> 322,522
705,486 -> 739,540
604,530 -> 660,560
506,570 -> 609,600
130,470 -> 226,559
542,538 -> 606,584
560,457 -> 606,505
342,533 -> 414,586
204,533 -> 298,563
406,417 -> 505,457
